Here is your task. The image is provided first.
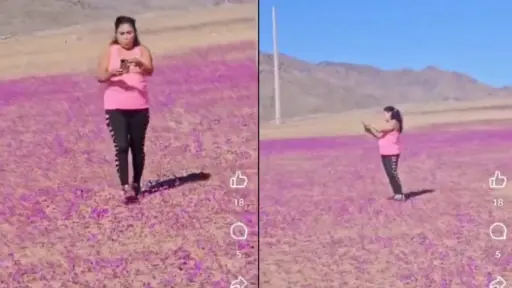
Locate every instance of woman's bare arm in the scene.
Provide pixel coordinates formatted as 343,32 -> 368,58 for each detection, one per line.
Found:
365,128 -> 380,138
362,122 -> 381,138
126,45 -> 154,76
138,45 -> 154,76
368,120 -> 398,137
96,47 -> 115,82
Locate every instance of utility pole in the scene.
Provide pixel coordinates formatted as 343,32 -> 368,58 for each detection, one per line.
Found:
272,6 -> 281,124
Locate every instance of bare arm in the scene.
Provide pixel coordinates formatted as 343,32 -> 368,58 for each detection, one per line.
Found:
365,129 -> 380,138
369,120 -> 398,136
96,47 -> 112,82
362,120 -> 397,138
130,45 -> 154,76
363,123 -> 380,138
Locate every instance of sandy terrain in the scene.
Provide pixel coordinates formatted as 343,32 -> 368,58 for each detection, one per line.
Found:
0,4 -> 256,79
260,97 -> 512,139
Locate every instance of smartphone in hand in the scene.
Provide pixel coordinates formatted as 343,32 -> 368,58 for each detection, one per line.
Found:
120,59 -> 129,73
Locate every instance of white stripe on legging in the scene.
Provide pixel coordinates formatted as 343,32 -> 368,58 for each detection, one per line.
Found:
391,156 -> 401,184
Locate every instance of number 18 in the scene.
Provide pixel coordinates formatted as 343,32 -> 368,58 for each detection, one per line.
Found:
235,199 -> 244,206
494,199 -> 504,207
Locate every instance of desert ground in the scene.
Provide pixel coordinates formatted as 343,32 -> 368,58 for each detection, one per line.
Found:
0,2 -> 258,287
259,57 -> 512,286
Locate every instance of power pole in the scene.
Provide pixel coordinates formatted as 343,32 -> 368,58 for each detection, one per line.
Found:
272,6 -> 281,124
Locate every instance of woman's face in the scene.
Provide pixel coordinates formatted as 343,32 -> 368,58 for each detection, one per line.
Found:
383,111 -> 392,121
116,23 -> 135,48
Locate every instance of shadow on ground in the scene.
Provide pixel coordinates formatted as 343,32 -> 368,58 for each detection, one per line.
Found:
405,188 -> 435,200
143,172 -> 212,195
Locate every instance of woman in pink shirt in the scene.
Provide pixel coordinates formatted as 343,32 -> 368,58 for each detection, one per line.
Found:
363,106 -> 405,201
96,16 -> 154,201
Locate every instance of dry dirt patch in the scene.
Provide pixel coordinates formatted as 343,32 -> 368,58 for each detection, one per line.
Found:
260,97 -> 512,139
0,3 -> 257,79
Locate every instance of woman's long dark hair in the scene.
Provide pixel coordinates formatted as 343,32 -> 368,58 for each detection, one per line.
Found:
110,15 -> 141,47
383,106 -> 403,133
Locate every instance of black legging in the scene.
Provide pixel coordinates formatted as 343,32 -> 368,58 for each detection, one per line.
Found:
105,108 -> 150,186
381,154 -> 403,195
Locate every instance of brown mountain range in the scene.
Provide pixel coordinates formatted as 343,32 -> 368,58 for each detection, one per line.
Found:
259,52 -> 512,122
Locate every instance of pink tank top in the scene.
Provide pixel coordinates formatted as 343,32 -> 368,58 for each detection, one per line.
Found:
378,130 -> 400,155
103,45 -> 149,110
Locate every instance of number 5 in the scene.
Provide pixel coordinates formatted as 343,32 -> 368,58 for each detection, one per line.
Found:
496,251 -> 501,258
236,251 -> 242,258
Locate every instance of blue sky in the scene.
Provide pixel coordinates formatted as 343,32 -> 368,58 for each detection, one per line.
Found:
259,0 -> 512,87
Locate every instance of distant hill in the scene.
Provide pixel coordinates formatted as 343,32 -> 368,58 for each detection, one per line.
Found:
259,52 -> 512,122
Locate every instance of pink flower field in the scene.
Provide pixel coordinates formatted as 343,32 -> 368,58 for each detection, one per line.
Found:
260,124 -> 512,287
0,42 -> 258,287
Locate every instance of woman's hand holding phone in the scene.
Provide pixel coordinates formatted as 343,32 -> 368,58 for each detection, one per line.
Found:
106,59 -> 128,78
126,57 -> 143,67
120,59 -> 130,73
109,68 -> 124,77
361,121 -> 371,133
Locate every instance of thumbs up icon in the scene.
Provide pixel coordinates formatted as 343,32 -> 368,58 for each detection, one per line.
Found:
489,171 -> 507,189
230,171 -> 248,189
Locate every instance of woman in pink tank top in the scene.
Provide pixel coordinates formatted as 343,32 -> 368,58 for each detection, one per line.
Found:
96,15 -> 154,202
363,106 -> 405,201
